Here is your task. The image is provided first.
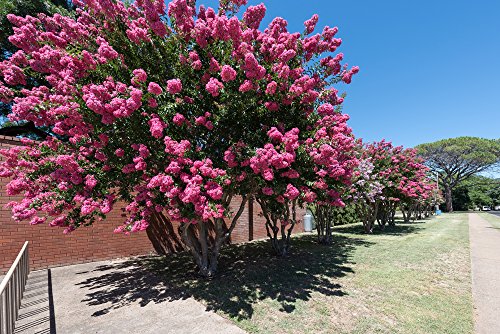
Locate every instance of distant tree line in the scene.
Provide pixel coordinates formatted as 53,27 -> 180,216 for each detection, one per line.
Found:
452,176 -> 500,210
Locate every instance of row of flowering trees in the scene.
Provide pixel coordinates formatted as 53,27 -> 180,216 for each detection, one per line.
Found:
312,140 -> 440,242
0,0 -> 438,276
353,140 -> 439,233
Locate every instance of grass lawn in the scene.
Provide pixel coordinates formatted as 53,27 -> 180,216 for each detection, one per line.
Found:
86,213 -> 473,334
478,212 -> 500,229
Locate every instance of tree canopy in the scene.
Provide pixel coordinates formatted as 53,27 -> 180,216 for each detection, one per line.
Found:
0,0 -> 440,277
0,0 -> 73,138
452,175 -> 500,210
0,0 -> 360,276
417,137 -> 500,212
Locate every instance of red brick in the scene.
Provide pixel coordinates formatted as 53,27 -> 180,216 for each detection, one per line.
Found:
0,136 -> 305,273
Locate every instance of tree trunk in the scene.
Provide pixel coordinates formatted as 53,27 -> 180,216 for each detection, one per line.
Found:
401,206 -> 408,223
176,195 -> 247,278
444,185 -> 453,212
314,205 -> 334,245
377,202 -> 388,230
362,201 -> 378,234
258,198 -> 297,255
388,204 -> 396,226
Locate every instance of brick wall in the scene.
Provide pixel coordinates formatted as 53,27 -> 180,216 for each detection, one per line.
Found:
0,136 -> 158,273
0,136 -> 304,274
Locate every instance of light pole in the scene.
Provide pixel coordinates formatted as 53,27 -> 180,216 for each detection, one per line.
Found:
435,172 -> 440,212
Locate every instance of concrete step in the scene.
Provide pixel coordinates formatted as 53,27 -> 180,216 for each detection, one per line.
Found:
13,269 -> 55,334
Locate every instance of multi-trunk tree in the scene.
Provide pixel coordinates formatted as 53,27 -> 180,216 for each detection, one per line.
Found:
417,137 -> 500,212
0,0 -> 359,276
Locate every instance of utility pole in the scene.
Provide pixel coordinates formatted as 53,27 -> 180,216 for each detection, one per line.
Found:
435,172 -> 440,212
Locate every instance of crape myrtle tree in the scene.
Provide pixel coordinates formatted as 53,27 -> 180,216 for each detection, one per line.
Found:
254,113 -> 357,254
349,155 -> 383,234
397,165 -> 436,223
368,143 -> 433,227
350,140 -> 434,233
417,137 -> 500,212
311,201 -> 360,244
0,0 -> 359,276
300,113 -> 357,245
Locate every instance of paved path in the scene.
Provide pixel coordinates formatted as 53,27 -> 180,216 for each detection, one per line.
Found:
14,260 -> 246,334
469,213 -> 500,334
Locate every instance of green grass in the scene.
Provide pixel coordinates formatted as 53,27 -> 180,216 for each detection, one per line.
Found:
478,212 -> 500,229
83,214 -> 474,334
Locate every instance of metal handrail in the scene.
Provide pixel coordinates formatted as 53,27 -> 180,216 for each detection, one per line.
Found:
0,241 -> 30,334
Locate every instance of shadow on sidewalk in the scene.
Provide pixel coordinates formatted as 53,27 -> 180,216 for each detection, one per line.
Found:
76,233 -> 371,320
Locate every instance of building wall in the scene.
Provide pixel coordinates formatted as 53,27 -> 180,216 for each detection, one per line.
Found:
0,136 -> 304,274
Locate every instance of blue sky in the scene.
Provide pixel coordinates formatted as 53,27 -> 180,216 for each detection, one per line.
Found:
205,0 -> 500,148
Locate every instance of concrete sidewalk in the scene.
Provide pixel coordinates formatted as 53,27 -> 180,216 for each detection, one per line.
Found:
469,213 -> 500,334
14,259 -> 246,334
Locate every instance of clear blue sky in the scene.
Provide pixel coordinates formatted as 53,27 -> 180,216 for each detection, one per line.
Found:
205,0 -> 500,148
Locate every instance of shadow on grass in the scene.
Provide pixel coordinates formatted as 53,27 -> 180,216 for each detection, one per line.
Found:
76,233 -> 371,320
332,220 -> 426,236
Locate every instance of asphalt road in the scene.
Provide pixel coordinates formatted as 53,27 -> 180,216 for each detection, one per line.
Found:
487,211 -> 500,217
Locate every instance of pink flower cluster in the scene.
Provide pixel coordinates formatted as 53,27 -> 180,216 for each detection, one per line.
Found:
205,77 -> 224,97
243,4 -> 266,29
0,0 -> 366,238
220,65 -> 237,82
167,79 -> 182,94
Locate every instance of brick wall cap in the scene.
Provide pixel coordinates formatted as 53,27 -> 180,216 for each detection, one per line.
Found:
0,135 -> 27,146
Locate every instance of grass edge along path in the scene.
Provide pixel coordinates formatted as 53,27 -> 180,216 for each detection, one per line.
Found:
235,213 -> 474,334
478,212 -> 500,229
82,214 -> 472,333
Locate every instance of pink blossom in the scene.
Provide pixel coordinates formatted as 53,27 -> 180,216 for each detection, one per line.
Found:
29,216 -> 46,225
262,187 -> 274,195
191,60 -> 202,70
97,38 -> 119,60
206,182 -> 223,200
115,148 -> 125,157
243,4 -> 266,29
265,81 -> 277,95
167,79 -> 182,94
148,117 -> 165,138
317,103 -> 334,116
148,98 -> 158,108
220,65 -> 237,82
263,169 -> 274,181
147,82 -> 162,95
264,102 -> 279,111
85,175 -> 98,190
168,0 -> 195,35
304,14 -> 319,34
239,80 -> 254,92
173,113 -> 186,125
284,184 -> 300,200
205,77 -> 224,97
267,127 -> 283,142
209,57 -> 220,72
342,66 -> 360,84
132,69 -> 147,83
